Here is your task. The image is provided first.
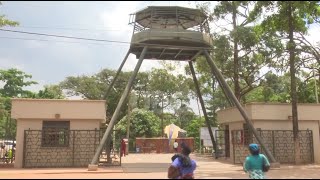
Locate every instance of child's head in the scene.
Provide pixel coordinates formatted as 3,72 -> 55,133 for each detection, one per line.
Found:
181,143 -> 191,156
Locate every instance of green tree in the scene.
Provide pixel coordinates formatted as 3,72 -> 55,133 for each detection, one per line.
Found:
0,68 -> 38,97
245,72 -> 291,103
252,1 -> 320,163
149,68 -> 178,136
117,108 -> 161,138
0,97 -> 13,138
185,117 -> 205,151
0,2 -> 19,27
60,75 -> 104,99
174,104 -> 195,129
244,71 -> 319,104
133,72 -> 151,109
208,1 -> 272,101
36,85 -> 65,99
0,68 -> 37,139
60,69 -> 128,121
191,1 -> 283,127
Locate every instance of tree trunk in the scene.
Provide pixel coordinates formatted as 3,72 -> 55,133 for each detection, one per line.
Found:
313,68 -> 319,103
212,74 -> 216,126
126,95 -> 131,155
161,96 -> 164,137
288,2 -> 300,164
232,2 -> 241,101
196,96 -> 202,118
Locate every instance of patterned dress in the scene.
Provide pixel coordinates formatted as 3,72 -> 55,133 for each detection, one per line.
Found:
243,154 -> 270,179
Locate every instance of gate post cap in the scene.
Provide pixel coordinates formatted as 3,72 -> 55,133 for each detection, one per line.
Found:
270,162 -> 280,169
88,164 -> 98,171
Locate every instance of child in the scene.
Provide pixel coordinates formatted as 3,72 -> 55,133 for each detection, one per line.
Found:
168,143 -> 196,179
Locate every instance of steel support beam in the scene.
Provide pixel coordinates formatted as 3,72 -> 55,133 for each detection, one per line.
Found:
174,49 -> 183,59
158,48 -> 166,59
103,50 -> 131,99
89,46 -> 148,169
189,61 -> 217,156
203,50 -> 277,163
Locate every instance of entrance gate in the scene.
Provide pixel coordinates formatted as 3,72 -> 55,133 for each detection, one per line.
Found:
214,129 -> 230,158
232,129 -> 314,164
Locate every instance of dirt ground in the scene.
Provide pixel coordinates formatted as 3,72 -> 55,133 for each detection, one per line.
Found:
0,153 -> 319,179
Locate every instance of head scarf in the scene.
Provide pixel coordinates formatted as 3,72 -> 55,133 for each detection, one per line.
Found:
249,143 -> 259,152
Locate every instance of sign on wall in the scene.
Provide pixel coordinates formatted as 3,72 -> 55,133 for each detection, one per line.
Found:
200,127 -> 219,147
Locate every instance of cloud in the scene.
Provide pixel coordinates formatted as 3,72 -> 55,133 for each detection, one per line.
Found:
100,1 -> 142,40
0,57 -> 25,70
24,40 -> 46,49
122,54 -> 160,72
3,0 -> 320,100
305,24 -> 320,45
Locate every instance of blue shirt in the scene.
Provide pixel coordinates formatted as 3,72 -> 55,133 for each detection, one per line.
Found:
172,157 -> 196,178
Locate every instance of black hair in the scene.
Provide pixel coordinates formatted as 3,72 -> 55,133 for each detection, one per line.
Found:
171,153 -> 192,168
181,143 -> 191,156
171,154 -> 182,162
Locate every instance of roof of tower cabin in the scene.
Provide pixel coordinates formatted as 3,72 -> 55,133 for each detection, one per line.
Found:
132,6 -> 208,29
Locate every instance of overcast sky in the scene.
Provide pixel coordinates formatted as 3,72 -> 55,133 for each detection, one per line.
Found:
0,1 -> 319,114
0,1 -> 202,91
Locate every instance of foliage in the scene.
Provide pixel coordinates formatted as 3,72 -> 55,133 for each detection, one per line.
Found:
0,68 -> 38,97
185,117 -> 205,150
0,2 -> 19,27
36,85 -> 65,99
116,108 -> 161,138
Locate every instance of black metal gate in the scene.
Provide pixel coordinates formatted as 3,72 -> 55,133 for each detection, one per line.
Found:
0,118 -> 16,166
214,129 -> 230,158
232,129 -> 314,164
23,129 -> 121,168
214,130 -> 225,158
0,139 -> 15,165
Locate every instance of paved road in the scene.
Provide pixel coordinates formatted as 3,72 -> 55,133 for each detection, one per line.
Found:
0,153 -> 319,179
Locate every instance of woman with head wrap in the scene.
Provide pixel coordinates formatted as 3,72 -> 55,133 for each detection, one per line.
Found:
243,143 -> 270,179
168,143 -> 196,179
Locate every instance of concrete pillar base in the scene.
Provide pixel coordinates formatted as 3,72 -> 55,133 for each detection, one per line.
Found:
270,162 -> 280,169
88,164 -> 98,171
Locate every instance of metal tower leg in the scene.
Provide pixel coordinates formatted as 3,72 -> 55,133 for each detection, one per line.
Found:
88,46 -> 148,170
103,50 -> 131,162
103,50 -> 131,99
203,50 -> 277,163
188,61 -> 217,157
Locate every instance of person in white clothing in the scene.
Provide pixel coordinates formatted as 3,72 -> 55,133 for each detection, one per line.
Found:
173,140 -> 178,153
0,145 -> 5,161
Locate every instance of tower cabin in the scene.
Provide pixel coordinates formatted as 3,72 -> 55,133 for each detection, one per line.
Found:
129,6 -> 213,61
